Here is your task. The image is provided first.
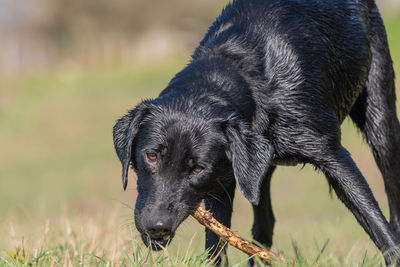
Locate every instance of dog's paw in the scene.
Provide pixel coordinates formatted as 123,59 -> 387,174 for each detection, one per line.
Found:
384,248 -> 400,267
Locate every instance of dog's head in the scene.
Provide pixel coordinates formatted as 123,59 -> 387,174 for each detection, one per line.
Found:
113,97 -> 273,249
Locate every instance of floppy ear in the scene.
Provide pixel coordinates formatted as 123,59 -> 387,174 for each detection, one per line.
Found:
113,102 -> 149,190
225,121 -> 274,205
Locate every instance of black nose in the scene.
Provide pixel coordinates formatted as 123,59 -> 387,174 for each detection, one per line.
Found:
146,217 -> 173,238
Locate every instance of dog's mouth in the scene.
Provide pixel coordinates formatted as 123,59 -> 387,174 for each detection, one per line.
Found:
141,233 -> 175,251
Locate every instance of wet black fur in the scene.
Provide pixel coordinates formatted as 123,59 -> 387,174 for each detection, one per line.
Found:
113,0 -> 400,265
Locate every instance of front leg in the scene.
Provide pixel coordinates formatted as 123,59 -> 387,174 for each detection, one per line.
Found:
252,166 -> 276,249
249,166 -> 276,267
204,182 -> 235,266
315,147 -> 400,266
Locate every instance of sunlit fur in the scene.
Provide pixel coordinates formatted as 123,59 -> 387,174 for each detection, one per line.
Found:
114,0 -> 400,265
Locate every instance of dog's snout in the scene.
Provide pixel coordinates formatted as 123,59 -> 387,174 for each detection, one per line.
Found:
146,217 -> 173,238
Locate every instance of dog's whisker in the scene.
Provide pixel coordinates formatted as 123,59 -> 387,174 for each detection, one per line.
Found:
206,193 -> 225,206
217,179 -> 234,207
117,200 -> 134,211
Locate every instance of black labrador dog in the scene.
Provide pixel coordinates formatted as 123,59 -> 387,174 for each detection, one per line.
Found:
113,0 -> 400,265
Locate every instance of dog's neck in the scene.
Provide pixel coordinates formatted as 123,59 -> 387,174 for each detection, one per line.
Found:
160,56 -> 255,123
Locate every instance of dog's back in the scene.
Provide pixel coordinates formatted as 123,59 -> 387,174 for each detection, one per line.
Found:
193,0 -> 377,124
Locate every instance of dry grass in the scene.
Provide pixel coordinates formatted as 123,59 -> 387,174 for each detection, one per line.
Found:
1,205 -> 215,266
1,204 -> 387,267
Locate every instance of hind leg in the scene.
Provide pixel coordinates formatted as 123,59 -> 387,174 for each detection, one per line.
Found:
350,13 -> 400,237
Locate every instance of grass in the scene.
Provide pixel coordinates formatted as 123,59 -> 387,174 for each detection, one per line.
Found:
1,211 -> 214,266
0,13 -> 400,267
0,210 -> 387,266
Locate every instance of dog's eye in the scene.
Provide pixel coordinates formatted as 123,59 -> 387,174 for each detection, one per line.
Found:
146,153 -> 158,163
192,166 -> 204,175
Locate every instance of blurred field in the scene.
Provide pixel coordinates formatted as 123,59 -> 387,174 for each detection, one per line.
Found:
1,5 -> 400,267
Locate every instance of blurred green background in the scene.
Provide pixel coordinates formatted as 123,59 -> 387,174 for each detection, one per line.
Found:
0,0 -> 400,264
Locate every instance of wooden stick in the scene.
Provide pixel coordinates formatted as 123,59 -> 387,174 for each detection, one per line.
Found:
192,206 -> 281,264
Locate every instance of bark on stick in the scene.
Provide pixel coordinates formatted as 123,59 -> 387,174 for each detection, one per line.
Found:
192,206 -> 280,264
